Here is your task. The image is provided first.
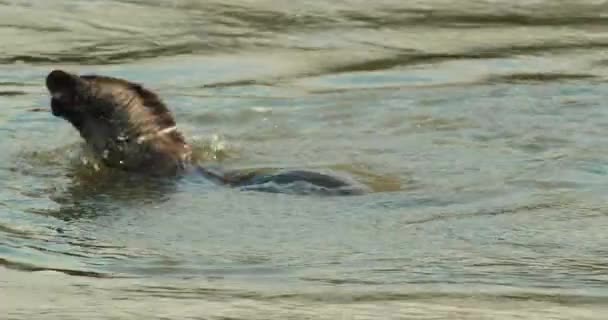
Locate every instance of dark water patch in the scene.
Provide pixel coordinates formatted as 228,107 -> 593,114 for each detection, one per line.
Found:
506,179 -> 583,191
3,34 -> 603,70
216,6 -> 338,32
27,204 -> 117,223
355,10 -> 608,28
485,73 -> 598,84
0,257 -> 111,278
205,289 -> 608,305
39,178 -> 175,221
592,58 -> 608,67
123,286 -> 233,301
62,240 -> 128,251
322,41 -> 608,76
72,40 -> 217,61
246,42 -> 603,81
300,277 -> 385,286
72,18 -> 147,35
23,244 -> 92,260
305,82 -> 471,95
323,52 -> 506,75
4,38 -> 607,78
120,1 -> 338,31
117,2 -> 608,29
15,159 -> 177,221
0,23 -> 68,33
0,54 -> 73,65
509,135 -> 572,154
0,81 -> 30,86
409,114 -> 479,132
176,92 -> 288,101
373,195 -> 461,210
0,223 -> 36,238
485,40 -> 608,56
401,201 -> 563,226
496,292 -> 608,306
0,39 -> 224,65
200,79 -> 272,89
0,44 -> 209,65
0,91 -> 26,96
0,81 -> 32,97
348,291 -> 608,305
26,107 -> 47,112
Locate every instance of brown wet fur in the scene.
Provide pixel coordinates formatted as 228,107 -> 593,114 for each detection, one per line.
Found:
45,70 -> 371,195
46,70 -> 192,176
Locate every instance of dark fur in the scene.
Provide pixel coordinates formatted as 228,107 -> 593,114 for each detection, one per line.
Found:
45,70 -> 368,195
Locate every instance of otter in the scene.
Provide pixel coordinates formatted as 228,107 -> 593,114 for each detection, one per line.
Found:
45,69 -> 369,195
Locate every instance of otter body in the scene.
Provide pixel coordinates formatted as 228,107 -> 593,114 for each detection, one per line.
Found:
45,70 -> 368,195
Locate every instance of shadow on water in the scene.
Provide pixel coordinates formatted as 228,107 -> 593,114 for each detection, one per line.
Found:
18,141 -> 400,224
36,170 -> 177,222
0,147 -> 181,277
0,257 -> 114,278
17,146 -> 179,222
483,72 -> 599,84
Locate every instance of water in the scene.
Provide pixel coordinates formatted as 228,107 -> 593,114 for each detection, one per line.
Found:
2,0 -> 608,318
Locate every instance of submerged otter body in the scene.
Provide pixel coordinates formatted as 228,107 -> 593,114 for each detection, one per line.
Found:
45,70 -> 368,195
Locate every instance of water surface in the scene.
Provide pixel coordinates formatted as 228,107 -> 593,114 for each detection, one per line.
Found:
2,0 -> 608,319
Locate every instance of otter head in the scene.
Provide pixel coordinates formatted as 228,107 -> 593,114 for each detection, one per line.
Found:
46,70 -> 192,175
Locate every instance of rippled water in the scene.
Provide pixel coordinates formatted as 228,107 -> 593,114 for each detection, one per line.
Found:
2,0 -> 608,319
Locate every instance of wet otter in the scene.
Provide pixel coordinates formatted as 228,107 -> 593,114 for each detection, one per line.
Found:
45,69 -> 369,195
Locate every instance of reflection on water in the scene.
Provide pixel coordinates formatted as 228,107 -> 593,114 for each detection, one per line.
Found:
2,0 -> 608,319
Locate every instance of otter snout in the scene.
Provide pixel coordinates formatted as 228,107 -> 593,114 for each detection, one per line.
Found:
46,70 -> 78,94
46,70 -> 83,117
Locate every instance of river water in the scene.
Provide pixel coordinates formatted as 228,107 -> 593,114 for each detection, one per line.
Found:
2,0 -> 608,319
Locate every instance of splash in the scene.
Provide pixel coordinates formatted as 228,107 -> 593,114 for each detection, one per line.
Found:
190,133 -> 238,162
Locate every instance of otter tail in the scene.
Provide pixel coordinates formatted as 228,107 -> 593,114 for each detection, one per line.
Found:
195,166 -> 369,196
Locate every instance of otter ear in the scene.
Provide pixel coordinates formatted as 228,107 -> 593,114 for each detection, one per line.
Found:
46,70 -> 82,96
